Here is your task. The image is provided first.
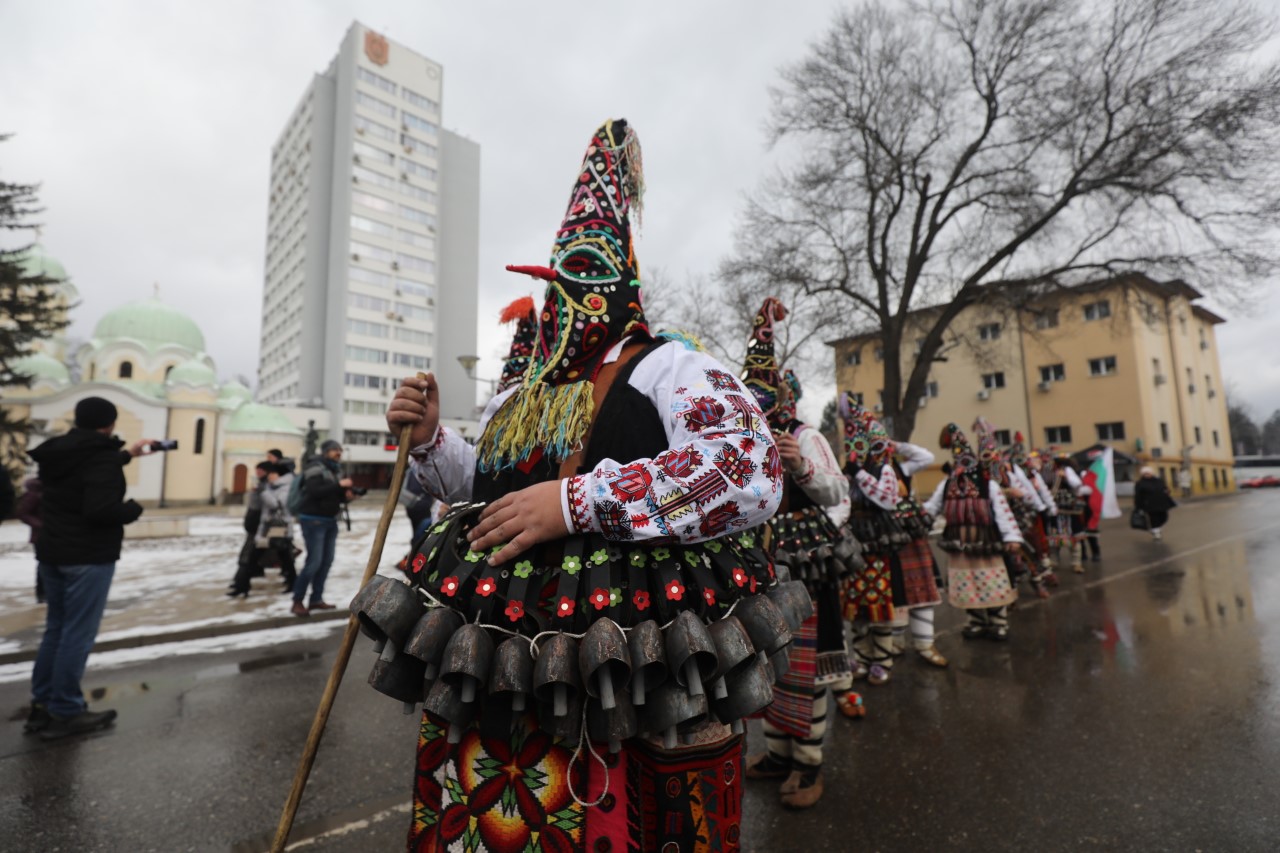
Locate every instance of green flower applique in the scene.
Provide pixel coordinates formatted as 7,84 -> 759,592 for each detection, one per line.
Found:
608,587 -> 623,607
705,540 -> 723,554
683,551 -> 701,567
513,560 -> 534,579
590,549 -> 609,566
562,555 -> 583,576
652,547 -> 671,562
629,551 -> 647,568
465,549 -> 485,563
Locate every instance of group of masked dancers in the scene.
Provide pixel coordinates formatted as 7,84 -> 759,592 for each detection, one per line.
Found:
381,118 -> 1104,852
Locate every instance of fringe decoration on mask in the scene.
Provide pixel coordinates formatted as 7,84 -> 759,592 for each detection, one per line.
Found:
475,380 -> 596,473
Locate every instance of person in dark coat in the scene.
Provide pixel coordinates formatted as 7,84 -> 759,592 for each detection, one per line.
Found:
0,467 -> 14,519
25,397 -> 155,740
291,440 -> 356,616
228,462 -> 271,597
1134,467 -> 1177,541
15,477 -> 45,602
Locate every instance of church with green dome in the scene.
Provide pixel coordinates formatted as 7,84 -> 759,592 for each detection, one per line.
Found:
2,244 -> 315,505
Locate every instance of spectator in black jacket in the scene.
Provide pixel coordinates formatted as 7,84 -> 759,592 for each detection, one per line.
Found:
1134,466 -> 1177,541
25,397 -> 155,740
0,467 -> 14,519
267,448 -> 296,475
16,477 -> 45,602
291,440 -> 356,616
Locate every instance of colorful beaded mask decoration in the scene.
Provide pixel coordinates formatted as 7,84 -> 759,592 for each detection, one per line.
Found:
839,392 -> 892,464
939,423 -> 978,474
478,119 -> 650,472
495,296 -> 539,394
742,297 -> 792,429
1006,431 -> 1028,468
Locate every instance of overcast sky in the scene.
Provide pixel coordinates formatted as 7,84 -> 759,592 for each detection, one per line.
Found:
2,0 -> 1278,426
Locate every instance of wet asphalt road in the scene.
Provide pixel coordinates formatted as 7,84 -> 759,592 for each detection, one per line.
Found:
3,491 -> 1280,852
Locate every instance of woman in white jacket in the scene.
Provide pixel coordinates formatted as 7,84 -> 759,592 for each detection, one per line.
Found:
256,464 -> 297,592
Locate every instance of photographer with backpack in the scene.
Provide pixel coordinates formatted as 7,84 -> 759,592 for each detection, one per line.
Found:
288,440 -> 357,616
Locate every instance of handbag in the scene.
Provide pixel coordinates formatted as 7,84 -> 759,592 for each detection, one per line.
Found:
258,513 -> 290,549
1129,508 -> 1150,530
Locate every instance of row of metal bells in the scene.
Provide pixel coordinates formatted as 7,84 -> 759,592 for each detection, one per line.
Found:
350,574 -> 425,661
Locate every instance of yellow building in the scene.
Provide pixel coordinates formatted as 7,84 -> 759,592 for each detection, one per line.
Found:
2,245 -> 305,505
829,275 -> 1234,496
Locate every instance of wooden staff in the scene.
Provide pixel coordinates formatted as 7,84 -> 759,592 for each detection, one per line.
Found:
270,421 -> 416,852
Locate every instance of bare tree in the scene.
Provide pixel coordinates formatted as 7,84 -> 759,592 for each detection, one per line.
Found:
724,0 -> 1280,439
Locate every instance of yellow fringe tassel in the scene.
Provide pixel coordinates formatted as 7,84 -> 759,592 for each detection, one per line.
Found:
475,380 -> 596,473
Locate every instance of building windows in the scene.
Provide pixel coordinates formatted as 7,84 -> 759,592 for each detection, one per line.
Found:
847,392 -> 864,406
1194,425 -> 1202,444
350,214 -> 394,238
352,191 -> 396,215
401,160 -> 437,181
344,373 -> 388,389
350,267 -> 393,288
349,292 -> 391,312
396,280 -> 435,300
981,372 -> 1006,389
845,350 -> 862,367
1213,429 -> 1220,448
353,165 -> 396,190
118,360 -> 133,379
400,183 -> 438,205
402,111 -> 439,136
394,327 -> 433,346
346,318 -> 390,338
344,429 -> 392,446
357,66 -> 396,95
395,301 -> 432,321
346,345 -> 389,364
1200,467 -> 1207,489
994,429 -> 1012,445
1088,356 -> 1117,376
1186,367 -> 1195,393
1160,422 -> 1170,443
1039,363 -> 1066,383
924,381 -> 939,398
393,353 -> 431,370
1083,300 -> 1111,321
873,346 -> 884,362
1034,309 -> 1060,330
978,322 -> 1001,341
1045,425 -> 1072,445
353,140 -> 395,165
398,204 -> 436,228
194,418 -> 206,455
402,88 -> 440,114
397,228 -> 435,252
1205,374 -> 1215,397
395,252 -> 435,274
400,133 -> 438,158
344,400 -> 388,415
356,91 -> 397,119
1096,422 -> 1126,441
354,115 -> 396,142
350,240 -> 394,263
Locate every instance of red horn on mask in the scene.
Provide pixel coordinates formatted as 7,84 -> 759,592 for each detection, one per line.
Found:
505,264 -> 558,282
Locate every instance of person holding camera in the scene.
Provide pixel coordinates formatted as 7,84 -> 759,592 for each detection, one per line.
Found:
25,397 -> 156,739
290,440 -> 357,616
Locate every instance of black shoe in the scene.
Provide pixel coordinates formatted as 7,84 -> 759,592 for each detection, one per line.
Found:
1091,554 -> 1102,563
225,588 -> 249,599
962,624 -> 986,640
39,709 -> 118,741
23,704 -> 51,734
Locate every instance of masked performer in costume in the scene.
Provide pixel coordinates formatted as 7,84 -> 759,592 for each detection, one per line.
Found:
924,424 -> 1024,641
886,435 -> 948,668
740,300 -> 853,809
386,119 -> 798,853
1048,450 -> 1092,572
495,295 -> 538,395
1006,436 -> 1059,596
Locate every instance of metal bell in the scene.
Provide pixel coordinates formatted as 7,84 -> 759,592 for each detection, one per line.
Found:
538,688 -> 583,742
664,611 -> 719,700
627,619 -> 667,707
439,623 -> 495,705
489,636 -> 535,714
641,679 -> 709,750
403,607 -> 465,683
711,655 -> 774,724
707,616 -> 756,701
368,653 -> 427,714
579,619 -> 631,711
424,678 -> 478,743
768,581 -> 814,633
352,574 -> 424,662
586,688 -> 638,754
533,633 -> 582,719
769,646 -> 791,683
733,593 -> 792,662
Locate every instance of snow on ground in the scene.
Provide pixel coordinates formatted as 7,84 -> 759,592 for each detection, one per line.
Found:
0,503 -> 417,675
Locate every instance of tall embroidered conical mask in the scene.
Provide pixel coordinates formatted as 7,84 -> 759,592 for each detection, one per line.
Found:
742,298 -> 792,430
840,391 -> 891,464
495,296 -> 538,394
939,423 -> 978,474
478,119 -> 650,472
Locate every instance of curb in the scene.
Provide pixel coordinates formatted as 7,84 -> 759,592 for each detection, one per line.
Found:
0,610 -> 350,667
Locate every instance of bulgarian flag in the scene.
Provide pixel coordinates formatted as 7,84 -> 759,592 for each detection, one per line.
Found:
1081,446 -> 1122,529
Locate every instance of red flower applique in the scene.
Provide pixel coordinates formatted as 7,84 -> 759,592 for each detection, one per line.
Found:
475,577 -> 496,597
703,588 -> 716,606
556,596 -> 575,618
732,567 -> 747,587
633,590 -> 651,611
504,600 -> 525,622
666,579 -> 685,601
411,553 -> 426,574
749,577 -> 759,593
589,588 -> 610,611
440,576 -> 460,597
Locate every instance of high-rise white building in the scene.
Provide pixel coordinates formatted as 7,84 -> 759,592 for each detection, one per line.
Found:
257,22 -> 478,483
